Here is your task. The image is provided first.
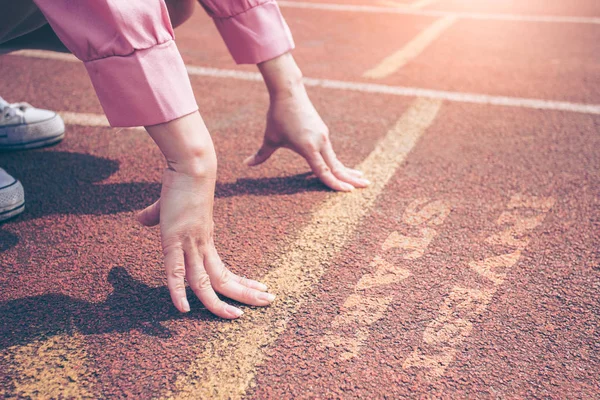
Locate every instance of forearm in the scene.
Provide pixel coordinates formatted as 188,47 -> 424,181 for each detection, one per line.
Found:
145,111 -> 217,178
258,52 -> 305,100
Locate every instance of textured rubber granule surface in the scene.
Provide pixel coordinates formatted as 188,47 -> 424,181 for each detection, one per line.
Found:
0,0 -> 599,398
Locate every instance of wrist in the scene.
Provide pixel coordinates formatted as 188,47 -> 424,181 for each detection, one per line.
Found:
166,151 -> 217,178
258,52 -> 305,101
146,111 -> 218,178
161,164 -> 217,193
270,76 -> 306,102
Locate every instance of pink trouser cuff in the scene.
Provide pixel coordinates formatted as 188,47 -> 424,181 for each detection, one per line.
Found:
84,40 -> 198,127
213,1 -> 295,65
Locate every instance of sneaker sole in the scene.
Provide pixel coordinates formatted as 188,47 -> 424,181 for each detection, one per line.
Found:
0,202 -> 25,222
0,114 -> 65,151
0,180 -> 25,223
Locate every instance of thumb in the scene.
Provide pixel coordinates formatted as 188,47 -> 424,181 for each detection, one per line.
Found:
137,199 -> 161,227
244,143 -> 277,167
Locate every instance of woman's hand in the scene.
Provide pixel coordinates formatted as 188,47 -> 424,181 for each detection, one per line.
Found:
245,88 -> 370,191
142,112 -> 275,317
247,53 -> 370,192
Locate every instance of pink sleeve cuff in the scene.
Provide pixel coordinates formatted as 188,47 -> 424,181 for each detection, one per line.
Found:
213,1 -> 295,65
84,40 -> 198,127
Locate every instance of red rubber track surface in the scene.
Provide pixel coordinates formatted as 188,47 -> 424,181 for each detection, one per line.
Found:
1,0 -> 598,398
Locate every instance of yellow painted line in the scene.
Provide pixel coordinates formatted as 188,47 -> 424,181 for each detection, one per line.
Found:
324,294 -> 395,361
402,198 -> 451,226
334,294 -> 395,327
403,286 -> 493,376
169,98 -> 442,399
363,15 -> 457,79
381,228 -> 438,259
355,255 -> 411,290
1,116 -> 137,399
403,194 -> 556,379
320,198 -> 451,361
468,250 -> 521,285
2,334 -> 95,399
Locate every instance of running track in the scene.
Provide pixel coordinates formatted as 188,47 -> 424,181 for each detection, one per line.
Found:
0,0 -> 599,398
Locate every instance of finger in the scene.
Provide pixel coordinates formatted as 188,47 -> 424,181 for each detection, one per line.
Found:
304,151 -> 355,192
185,247 -> 243,319
347,168 -> 364,178
244,142 -> 278,167
204,249 -> 276,307
321,143 -> 370,188
163,245 -> 190,313
137,199 -> 160,227
231,273 -> 268,292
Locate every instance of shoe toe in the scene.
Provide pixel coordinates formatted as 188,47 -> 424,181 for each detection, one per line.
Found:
23,108 -> 57,124
0,168 -> 17,188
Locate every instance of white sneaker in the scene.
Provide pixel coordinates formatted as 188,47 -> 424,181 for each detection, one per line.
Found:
0,168 -> 24,222
0,97 -> 65,151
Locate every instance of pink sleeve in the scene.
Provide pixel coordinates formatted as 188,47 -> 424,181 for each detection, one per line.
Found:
199,0 -> 295,64
32,0 -> 198,127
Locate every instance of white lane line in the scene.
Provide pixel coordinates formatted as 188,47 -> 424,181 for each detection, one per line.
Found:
363,15 -> 457,79
60,111 -> 144,131
60,111 -> 109,127
170,98 -> 443,399
298,78 -> 600,114
7,50 -> 600,116
277,1 -> 600,25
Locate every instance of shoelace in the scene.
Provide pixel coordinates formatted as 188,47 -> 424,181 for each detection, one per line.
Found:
0,101 -> 31,122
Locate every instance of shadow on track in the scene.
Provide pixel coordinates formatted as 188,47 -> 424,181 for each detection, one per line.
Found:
0,24 -> 70,55
0,150 -> 327,224
0,230 -> 19,252
0,267 -> 220,350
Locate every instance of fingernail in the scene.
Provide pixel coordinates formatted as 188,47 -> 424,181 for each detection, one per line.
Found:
343,183 -> 355,192
360,179 -> 371,186
226,305 -> 244,318
258,292 -> 276,302
181,298 -> 190,313
257,282 -> 268,291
